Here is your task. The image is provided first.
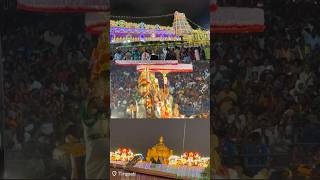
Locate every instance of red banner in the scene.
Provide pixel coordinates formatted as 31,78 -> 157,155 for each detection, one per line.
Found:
17,0 -> 109,12
211,1 -> 265,33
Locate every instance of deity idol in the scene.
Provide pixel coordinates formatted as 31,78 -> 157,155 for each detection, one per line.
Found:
134,70 -> 153,118
129,69 -> 177,118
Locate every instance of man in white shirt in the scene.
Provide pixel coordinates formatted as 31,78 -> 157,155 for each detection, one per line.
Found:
141,49 -> 150,60
113,49 -> 123,60
162,48 -> 168,60
80,97 -> 108,179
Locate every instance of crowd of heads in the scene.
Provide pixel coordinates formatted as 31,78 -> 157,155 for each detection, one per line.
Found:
110,62 -> 210,118
212,1 -> 320,179
111,45 -> 210,62
3,12 -> 94,178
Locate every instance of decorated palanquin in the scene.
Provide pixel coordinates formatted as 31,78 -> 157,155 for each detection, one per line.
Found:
146,136 -> 173,164
116,60 -> 192,118
135,69 -> 173,118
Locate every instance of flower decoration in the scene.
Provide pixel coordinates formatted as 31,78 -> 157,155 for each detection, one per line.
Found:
110,148 -> 135,162
116,20 -> 126,27
139,22 -> 146,29
169,152 -> 210,167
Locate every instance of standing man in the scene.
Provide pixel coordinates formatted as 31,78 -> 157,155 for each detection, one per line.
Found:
80,95 -> 108,179
113,49 -> 123,60
132,47 -> 140,60
141,49 -> 150,60
84,25 -> 109,179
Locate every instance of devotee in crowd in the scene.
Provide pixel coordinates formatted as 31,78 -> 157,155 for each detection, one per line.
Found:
141,48 -> 150,60
113,49 -> 123,60
150,50 -> 159,60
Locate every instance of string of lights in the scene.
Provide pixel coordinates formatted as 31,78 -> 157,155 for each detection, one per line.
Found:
110,14 -> 208,31
111,13 -> 174,19
186,18 -> 208,31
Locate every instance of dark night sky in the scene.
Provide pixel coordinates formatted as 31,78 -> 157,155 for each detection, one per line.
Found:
110,119 -> 210,157
110,0 -> 210,29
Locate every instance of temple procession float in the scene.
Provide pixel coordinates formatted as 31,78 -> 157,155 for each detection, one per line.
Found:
110,136 -> 210,179
111,11 -> 209,119
114,60 -> 193,119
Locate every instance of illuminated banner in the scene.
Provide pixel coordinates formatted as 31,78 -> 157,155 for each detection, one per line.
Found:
109,20 -> 181,43
17,0 -> 109,12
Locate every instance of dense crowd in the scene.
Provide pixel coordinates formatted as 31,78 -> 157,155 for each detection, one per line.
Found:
111,45 -> 210,61
110,62 -> 210,118
212,1 -> 320,179
2,12 -> 94,178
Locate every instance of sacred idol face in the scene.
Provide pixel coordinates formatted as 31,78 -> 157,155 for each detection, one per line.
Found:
150,78 -> 159,94
138,82 -> 149,97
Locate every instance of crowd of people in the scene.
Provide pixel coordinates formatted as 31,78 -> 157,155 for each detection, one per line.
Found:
2,12 -> 94,178
212,1 -> 320,179
110,62 -> 210,118
111,45 -> 210,61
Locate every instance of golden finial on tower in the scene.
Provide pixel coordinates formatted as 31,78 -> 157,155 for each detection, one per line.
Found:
159,136 -> 164,144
